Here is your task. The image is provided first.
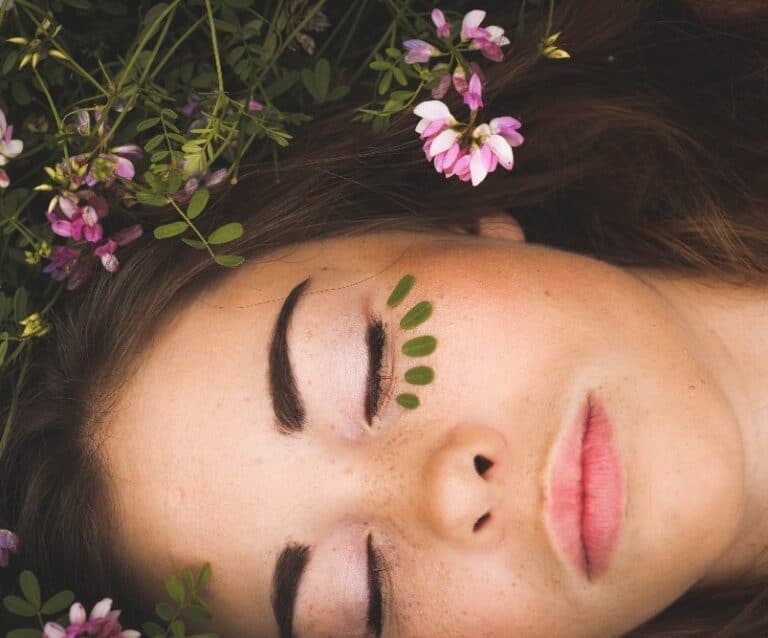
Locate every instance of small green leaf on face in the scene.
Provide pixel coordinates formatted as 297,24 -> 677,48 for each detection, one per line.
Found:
396,393 -> 420,409
400,301 -> 432,329
402,335 -> 437,357
387,274 -> 416,307
404,366 -> 434,385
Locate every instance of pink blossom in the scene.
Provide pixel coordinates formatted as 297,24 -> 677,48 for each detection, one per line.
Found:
47,190 -> 109,243
452,66 -> 468,94
431,9 -> 451,38
182,94 -> 202,117
42,245 -> 83,282
413,100 -> 461,161
173,166 -> 228,204
248,98 -> 265,112
92,224 -> 143,273
0,108 -> 23,164
42,598 -> 140,638
403,39 -> 438,64
463,73 -> 484,112
0,528 -> 18,567
460,10 -> 510,62
0,169 -> 9,189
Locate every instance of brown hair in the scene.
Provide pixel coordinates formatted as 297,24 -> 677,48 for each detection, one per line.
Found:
2,0 -> 768,634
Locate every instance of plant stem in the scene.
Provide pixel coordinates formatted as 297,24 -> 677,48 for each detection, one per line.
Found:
203,0 -> 225,115
32,67 -> 70,163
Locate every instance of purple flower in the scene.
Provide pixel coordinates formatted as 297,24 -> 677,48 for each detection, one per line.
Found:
0,529 -> 18,567
43,598 -> 140,638
431,73 -> 451,99
182,93 -> 202,117
92,224 -> 143,273
460,10 -> 510,62
463,73 -> 484,112
403,39 -> 438,64
431,9 -> 451,39
248,98 -> 265,112
0,108 -> 23,188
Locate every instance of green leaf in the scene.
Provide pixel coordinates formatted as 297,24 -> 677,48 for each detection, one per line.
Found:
141,621 -> 165,637
165,575 -> 185,605
181,567 -> 196,592
378,70 -> 392,95
8,629 -> 44,638
19,569 -> 42,609
154,221 -> 189,239
0,293 -> 6,320
402,335 -> 437,357
404,365 -> 434,385
170,619 -> 186,638
314,58 -> 331,102
396,393 -> 419,409
41,590 -> 75,615
214,254 -> 245,267
136,191 -> 169,206
2,51 -> 19,75
144,134 -> 165,152
187,187 -> 209,220
150,150 -> 171,163
161,108 -> 178,120
386,274 -> 415,307
63,0 -> 93,8
13,287 -> 28,322
327,85 -> 349,101
137,117 -> 160,131
166,170 -> 183,195
207,222 -> 243,245
226,45 -> 245,66
183,601 -> 213,623
0,339 -> 8,366
385,47 -> 401,58
265,70 -> 299,99
155,601 -> 175,622
369,60 -> 390,71
301,67 -> 316,100
392,67 -> 407,86
181,238 -> 206,249
3,595 -> 37,617
196,563 -> 212,590
399,301 -> 432,329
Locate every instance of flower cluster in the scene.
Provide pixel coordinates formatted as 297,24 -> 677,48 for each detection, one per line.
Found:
28,106 -> 146,289
405,9 -> 524,186
43,598 -> 140,638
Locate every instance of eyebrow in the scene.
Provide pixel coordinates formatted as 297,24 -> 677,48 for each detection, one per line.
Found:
269,277 -> 312,435
272,543 -> 311,638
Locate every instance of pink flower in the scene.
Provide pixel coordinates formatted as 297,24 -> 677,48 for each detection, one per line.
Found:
92,224 -> 143,273
431,9 -> 451,39
0,528 -> 18,567
42,245 -> 83,281
47,190 -> 109,243
0,169 -> 9,189
403,39 -> 439,64
463,73 -> 484,112
0,108 -> 23,165
182,93 -> 202,117
42,598 -> 140,638
413,100 -> 461,160
460,10 -> 510,62
248,98 -> 265,112
452,66 -> 468,94
490,115 -> 525,147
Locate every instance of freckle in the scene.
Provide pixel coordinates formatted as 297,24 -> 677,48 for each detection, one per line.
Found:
544,289 -> 551,297
689,384 -> 696,390
344,466 -> 353,475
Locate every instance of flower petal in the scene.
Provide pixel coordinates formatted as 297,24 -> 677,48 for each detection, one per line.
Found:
461,10 -> 486,39
428,129 -> 459,158
413,100 -> 451,122
486,134 -> 513,169
90,598 -> 113,620
0,139 -> 23,158
43,622 -> 67,638
69,602 -> 87,625
470,147 -> 489,186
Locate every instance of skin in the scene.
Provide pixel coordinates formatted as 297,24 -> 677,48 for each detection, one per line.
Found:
101,214 -> 768,637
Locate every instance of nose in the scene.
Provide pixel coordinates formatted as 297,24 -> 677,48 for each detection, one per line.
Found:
422,425 -> 508,548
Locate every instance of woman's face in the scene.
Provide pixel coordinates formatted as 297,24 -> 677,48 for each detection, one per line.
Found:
103,221 -> 745,637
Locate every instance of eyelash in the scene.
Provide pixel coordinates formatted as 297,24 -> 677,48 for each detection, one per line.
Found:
366,317 -> 389,425
367,533 -> 391,637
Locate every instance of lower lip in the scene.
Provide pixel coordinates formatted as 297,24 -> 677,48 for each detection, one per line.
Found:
547,394 -> 624,581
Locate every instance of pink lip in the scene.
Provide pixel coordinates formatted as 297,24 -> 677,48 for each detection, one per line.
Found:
546,394 -> 624,581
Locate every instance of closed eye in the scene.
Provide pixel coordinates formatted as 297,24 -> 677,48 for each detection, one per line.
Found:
365,317 -> 386,425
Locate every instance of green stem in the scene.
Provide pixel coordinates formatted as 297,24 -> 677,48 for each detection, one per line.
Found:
203,0 -> 225,110
100,1 -> 180,149
254,0 -> 327,87
545,0 -> 555,36
149,15 -> 207,83
167,198 -> 215,261
32,67 -> 70,163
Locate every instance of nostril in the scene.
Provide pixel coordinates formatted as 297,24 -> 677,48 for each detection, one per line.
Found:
473,512 -> 491,532
474,454 -> 493,476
